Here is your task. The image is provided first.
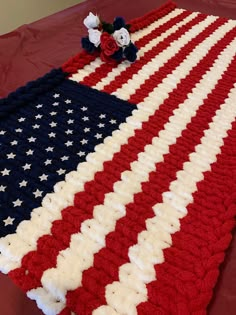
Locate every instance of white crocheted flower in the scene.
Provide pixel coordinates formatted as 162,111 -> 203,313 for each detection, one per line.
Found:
88,29 -> 101,47
113,27 -> 130,47
83,12 -> 100,29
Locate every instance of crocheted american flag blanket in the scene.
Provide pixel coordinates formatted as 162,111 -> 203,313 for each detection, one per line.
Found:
0,2 -> 236,315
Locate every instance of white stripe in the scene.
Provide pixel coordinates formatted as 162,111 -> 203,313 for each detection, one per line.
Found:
0,13 -> 214,274
0,12 -> 234,315
93,62 -> 236,315
0,110 -> 146,268
26,22 -> 236,315
0,255 -> 17,274
27,288 -> 65,315
111,14 -> 218,100
26,290 -> 77,315
0,12 -> 186,271
137,19 -> 236,109
70,8 -> 184,83
70,58 -> 103,84
41,62 -> 207,299
93,10 -> 195,90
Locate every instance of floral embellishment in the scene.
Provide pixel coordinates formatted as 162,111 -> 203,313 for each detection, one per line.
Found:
124,43 -> 139,62
113,28 -> 130,47
81,37 -> 95,53
81,12 -> 138,63
83,12 -> 100,29
100,32 -> 119,56
88,29 -> 101,47
113,16 -> 126,31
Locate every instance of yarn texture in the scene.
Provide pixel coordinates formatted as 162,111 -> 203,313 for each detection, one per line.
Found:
1,2 -> 236,315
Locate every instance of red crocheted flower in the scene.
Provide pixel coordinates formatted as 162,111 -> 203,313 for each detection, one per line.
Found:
100,51 -> 117,64
100,32 -> 119,56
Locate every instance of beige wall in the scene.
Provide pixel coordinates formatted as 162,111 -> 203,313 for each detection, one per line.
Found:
0,0 -> 83,35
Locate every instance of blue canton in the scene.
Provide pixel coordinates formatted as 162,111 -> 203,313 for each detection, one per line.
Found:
0,74 -> 135,236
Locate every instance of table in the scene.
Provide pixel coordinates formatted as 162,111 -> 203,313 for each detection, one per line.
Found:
0,0 -> 235,314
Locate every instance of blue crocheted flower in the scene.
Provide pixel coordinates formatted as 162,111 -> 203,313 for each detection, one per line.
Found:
124,43 -> 138,62
81,36 -> 96,53
111,47 -> 123,61
113,17 -> 126,30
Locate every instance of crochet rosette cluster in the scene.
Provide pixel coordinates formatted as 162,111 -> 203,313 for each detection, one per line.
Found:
1,2 -> 236,315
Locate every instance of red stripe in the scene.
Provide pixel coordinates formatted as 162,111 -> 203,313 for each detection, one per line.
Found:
64,41 -> 236,315
107,16 -> 228,97
62,50 -> 99,78
129,1 -> 177,33
80,10 -> 190,87
137,95 -> 236,315
102,12 -> 206,94
8,14 -> 203,293
62,1 -> 177,75
128,17 -> 228,104
9,24 -> 236,296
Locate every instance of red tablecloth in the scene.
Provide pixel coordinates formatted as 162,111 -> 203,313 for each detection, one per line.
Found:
0,0 -> 235,314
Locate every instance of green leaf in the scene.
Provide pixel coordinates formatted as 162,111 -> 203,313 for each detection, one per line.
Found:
102,21 -> 114,34
125,24 -> 131,31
